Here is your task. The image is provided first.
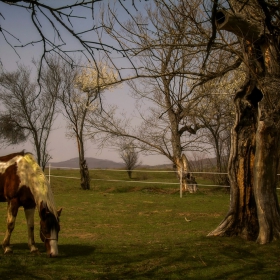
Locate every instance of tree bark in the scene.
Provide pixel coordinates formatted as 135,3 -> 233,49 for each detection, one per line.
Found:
77,134 -> 90,190
80,159 -> 90,190
254,78 -> 280,243
208,80 -> 259,240
215,9 -> 262,42
209,6 -> 280,243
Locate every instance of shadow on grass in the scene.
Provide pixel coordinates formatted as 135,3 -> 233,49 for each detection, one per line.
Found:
0,243 -> 96,279
85,237 -> 280,280
0,242 -> 95,257
57,243 -> 96,258
1,239 -> 279,279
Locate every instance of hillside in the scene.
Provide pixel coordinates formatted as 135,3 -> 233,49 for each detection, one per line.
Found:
50,156 -> 218,170
50,157 -> 126,169
50,157 -> 174,169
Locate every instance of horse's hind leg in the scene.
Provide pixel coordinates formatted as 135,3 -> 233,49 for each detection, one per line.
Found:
24,208 -> 38,253
2,200 -> 18,254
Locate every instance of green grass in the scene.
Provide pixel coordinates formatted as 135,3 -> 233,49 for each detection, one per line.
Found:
0,169 -> 279,279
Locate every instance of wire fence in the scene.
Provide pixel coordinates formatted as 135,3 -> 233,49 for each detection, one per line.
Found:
47,164 -> 230,187
47,164 -> 280,197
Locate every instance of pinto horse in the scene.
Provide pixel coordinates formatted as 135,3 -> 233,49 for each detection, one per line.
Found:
0,151 -> 62,257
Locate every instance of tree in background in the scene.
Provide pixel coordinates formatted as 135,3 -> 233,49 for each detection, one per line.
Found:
195,67 -> 245,185
87,10 -> 206,191
0,62 -> 59,170
88,0 -> 241,193
58,58 -> 120,190
119,141 -> 141,179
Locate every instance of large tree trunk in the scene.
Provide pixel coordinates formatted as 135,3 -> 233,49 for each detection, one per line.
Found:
254,78 -> 280,243
208,80 -> 260,240
209,5 -> 280,243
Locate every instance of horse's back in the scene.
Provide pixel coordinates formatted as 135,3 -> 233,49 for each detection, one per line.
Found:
0,152 -> 53,211
0,151 -> 32,203
0,151 -> 26,162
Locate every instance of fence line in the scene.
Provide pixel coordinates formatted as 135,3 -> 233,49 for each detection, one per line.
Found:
49,165 -> 228,174
47,164 -> 280,190
50,175 -> 178,185
48,164 -> 280,176
50,166 -> 177,173
47,164 -> 231,189
48,174 -> 230,188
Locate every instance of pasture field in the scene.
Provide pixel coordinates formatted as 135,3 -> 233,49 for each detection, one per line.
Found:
0,169 -> 280,279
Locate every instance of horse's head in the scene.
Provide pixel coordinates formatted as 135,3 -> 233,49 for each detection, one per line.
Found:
39,203 -> 62,257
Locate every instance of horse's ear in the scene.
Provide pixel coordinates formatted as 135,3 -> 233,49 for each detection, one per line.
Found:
57,208 -> 62,217
39,202 -> 50,220
40,207 -> 47,220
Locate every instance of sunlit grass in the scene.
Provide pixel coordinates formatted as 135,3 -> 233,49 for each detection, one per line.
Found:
0,169 -> 279,279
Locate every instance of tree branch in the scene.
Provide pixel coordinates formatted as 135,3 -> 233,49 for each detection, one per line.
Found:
215,9 -> 263,42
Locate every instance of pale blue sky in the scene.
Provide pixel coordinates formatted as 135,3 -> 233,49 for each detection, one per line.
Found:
0,1 -> 170,165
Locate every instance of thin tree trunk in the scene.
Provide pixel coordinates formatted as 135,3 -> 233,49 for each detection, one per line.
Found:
77,134 -> 90,190
127,170 -> 132,179
80,159 -> 90,190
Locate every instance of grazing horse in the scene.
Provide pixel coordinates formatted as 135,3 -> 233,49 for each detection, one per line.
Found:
174,154 -> 197,193
0,151 -> 62,257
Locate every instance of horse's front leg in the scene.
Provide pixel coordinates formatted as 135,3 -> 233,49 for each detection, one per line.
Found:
24,208 -> 38,253
2,199 -> 18,254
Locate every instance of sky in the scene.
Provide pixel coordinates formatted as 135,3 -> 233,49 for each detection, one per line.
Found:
0,1 -> 170,165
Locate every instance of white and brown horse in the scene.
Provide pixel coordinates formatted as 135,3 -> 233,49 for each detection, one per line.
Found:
0,151 -> 62,257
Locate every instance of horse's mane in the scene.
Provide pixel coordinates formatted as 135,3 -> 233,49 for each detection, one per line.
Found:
17,153 -> 58,218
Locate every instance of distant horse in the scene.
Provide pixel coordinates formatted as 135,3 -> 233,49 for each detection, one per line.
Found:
174,154 -> 197,193
0,151 -> 62,257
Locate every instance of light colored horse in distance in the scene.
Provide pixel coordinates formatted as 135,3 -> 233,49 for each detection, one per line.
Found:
174,154 -> 197,193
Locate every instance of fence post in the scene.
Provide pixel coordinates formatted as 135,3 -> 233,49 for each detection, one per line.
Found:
48,163 -> 51,183
180,167 -> 183,198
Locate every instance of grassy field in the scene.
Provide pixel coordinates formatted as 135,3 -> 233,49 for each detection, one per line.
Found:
0,169 -> 280,279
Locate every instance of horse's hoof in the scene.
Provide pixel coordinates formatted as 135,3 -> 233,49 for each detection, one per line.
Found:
30,247 -> 39,254
4,247 -> 13,254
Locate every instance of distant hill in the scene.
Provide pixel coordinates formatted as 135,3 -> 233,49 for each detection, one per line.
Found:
50,157 -> 174,169
50,157 -> 126,169
50,156 -> 218,170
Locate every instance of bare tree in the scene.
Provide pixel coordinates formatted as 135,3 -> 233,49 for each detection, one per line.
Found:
119,141 -> 141,179
0,62 -> 59,169
57,61 -> 93,190
0,0 -> 150,81
58,58 -> 120,190
87,0 -> 242,192
195,68 -> 245,184
0,114 -> 28,146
